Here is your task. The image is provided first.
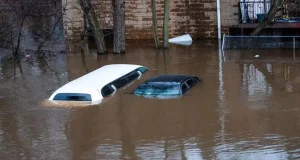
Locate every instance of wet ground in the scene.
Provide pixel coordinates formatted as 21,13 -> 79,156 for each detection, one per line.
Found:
1,41 -> 300,160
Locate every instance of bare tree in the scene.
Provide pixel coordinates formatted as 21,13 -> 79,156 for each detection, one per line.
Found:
36,0 -> 66,53
113,0 -> 126,53
7,0 -> 40,57
152,0 -> 160,48
0,0 -> 67,58
251,0 -> 283,36
251,0 -> 300,36
79,0 -> 107,54
287,0 -> 300,15
163,0 -> 170,48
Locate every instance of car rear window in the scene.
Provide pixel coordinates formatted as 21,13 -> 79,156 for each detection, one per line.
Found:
134,83 -> 180,95
186,78 -> 199,88
181,83 -> 188,93
53,93 -> 92,101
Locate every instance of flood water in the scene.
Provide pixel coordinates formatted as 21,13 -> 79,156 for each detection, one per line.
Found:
1,41 -> 300,160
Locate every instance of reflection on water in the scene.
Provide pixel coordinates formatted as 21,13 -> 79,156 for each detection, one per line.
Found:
1,41 -> 300,159
242,64 -> 273,109
214,134 -> 291,160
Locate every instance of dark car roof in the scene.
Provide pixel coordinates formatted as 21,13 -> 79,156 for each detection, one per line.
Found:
145,74 -> 199,83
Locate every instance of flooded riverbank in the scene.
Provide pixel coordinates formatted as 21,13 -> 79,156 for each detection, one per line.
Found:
0,41 -> 300,159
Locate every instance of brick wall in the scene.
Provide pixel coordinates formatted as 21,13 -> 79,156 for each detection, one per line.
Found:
221,0 -> 240,35
62,0 -> 85,41
63,0 -> 240,40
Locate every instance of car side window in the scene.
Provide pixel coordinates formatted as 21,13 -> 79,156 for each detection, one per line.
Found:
126,71 -> 139,82
186,78 -> 198,88
181,83 -> 188,94
112,78 -> 128,89
101,85 -> 114,97
111,70 -> 141,90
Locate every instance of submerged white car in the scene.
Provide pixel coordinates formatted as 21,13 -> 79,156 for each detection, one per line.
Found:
49,64 -> 148,105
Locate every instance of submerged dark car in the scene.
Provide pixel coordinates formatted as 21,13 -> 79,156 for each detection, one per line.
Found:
134,74 -> 200,98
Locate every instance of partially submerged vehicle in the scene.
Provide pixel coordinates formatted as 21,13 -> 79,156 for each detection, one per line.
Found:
49,64 -> 148,105
134,74 -> 200,98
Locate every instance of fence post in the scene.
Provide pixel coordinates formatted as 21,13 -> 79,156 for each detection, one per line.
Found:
293,37 -> 296,50
293,37 -> 296,60
222,34 -> 226,50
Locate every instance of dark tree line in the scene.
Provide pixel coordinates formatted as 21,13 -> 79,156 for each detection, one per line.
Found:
0,0 -> 65,58
0,0 -> 174,59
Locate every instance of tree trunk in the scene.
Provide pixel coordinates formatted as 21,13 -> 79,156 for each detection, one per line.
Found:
163,0 -> 170,48
14,17 -> 25,58
152,0 -> 159,48
113,0 -> 126,53
251,0 -> 283,36
79,0 -> 107,54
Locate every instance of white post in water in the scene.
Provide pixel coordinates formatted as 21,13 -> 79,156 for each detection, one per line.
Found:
217,0 -> 221,40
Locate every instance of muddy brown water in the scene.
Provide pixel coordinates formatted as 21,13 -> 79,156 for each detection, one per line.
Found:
1,41 -> 300,159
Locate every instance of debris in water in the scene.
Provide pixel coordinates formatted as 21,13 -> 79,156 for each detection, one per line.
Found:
254,55 -> 259,58
169,34 -> 193,46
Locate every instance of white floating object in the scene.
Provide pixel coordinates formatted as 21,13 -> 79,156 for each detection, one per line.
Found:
169,34 -> 193,46
254,55 -> 259,58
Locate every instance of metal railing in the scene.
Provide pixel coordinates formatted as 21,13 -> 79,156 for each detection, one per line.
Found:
288,10 -> 300,20
222,35 -> 300,50
239,1 -> 271,23
239,1 -> 300,23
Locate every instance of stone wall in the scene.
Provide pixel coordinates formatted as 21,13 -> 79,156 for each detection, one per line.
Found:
62,0 -> 240,40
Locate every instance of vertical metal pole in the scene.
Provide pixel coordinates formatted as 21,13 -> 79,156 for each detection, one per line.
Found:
217,0 -> 221,41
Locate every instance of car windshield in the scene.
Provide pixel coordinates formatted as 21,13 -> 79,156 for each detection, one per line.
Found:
134,83 -> 181,95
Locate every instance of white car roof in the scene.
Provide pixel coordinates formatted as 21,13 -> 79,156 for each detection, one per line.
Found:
49,64 -> 144,102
